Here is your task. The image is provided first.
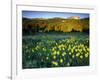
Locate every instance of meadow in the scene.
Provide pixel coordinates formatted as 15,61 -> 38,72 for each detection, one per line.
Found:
22,32 -> 89,69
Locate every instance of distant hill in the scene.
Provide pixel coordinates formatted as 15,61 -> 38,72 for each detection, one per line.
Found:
23,18 -> 31,21
67,16 -> 80,19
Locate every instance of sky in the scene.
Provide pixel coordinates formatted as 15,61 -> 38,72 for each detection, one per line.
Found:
22,11 -> 89,19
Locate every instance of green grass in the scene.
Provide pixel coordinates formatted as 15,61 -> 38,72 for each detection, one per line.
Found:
22,32 -> 89,69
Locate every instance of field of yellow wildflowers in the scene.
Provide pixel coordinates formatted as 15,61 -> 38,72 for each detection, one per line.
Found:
22,32 -> 89,69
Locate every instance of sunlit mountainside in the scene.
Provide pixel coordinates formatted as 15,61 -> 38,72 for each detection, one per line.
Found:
22,16 -> 89,35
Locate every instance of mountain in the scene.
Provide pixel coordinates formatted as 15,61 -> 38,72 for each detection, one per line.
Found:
67,16 -> 80,19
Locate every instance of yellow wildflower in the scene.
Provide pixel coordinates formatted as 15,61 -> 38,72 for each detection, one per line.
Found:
60,59 -> 63,63
71,49 -> 74,53
67,62 -> 70,66
52,61 -> 58,66
69,52 -> 71,55
43,48 -> 46,51
72,55 -> 75,58
46,57 -> 49,60
52,48 -> 55,51
83,47 -> 86,52
76,53 -> 80,57
53,55 -> 56,59
62,48 -> 65,50
75,49 -> 78,52
85,54 -> 88,58
62,52 -> 66,56
32,49 -> 34,52
57,51 -> 60,55
53,51 -> 56,55
80,55 -> 83,59
87,48 -> 90,52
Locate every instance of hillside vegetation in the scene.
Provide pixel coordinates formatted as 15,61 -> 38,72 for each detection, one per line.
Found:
22,17 -> 89,35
